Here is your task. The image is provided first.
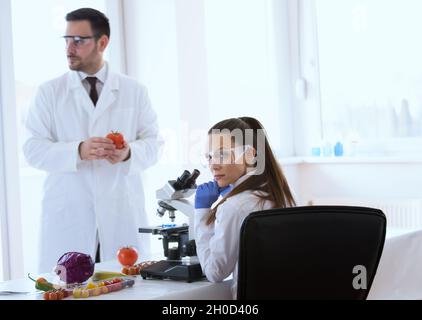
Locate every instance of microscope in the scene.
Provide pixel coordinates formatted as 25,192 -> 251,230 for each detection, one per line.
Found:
138,169 -> 204,282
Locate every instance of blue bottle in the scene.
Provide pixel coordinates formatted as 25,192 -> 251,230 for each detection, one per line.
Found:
334,142 -> 344,157
311,147 -> 321,157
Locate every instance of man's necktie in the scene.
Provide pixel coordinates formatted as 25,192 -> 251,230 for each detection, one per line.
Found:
86,77 -> 98,106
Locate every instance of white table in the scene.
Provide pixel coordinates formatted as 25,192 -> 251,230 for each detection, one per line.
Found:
2,228 -> 421,300
0,260 -> 233,300
368,228 -> 422,300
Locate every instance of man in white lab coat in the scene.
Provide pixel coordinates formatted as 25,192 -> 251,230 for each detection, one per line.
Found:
23,8 -> 162,272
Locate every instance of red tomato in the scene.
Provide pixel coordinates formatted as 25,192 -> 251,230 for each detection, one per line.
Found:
57,290 -> 65,300
63,290 -> 71,298
106,131 -> 125,149
49,292 -> 58,300
117,246 -> 138,266
121,266 -> 129,275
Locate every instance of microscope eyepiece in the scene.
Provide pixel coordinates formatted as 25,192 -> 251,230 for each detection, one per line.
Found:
173,169 -> 201,190
173,170 -> 191,190
183,169 -> 201,189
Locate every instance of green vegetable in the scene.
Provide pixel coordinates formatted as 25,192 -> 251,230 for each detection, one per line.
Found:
28,273 -> 55,292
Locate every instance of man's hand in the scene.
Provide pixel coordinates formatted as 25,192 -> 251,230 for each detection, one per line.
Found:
79,137 -> 116,160
105,142 -> 131,165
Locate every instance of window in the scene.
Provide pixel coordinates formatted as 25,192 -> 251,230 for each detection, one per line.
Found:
302,0 -> 422,156
11,0 -> 106,275
123,0 -> 295,254
204,0 -> 283,154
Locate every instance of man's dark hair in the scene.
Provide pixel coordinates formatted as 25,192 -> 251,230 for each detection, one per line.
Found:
66,8 -> 110,39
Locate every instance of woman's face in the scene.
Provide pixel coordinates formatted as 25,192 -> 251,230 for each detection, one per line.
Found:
207,133 -> 247,188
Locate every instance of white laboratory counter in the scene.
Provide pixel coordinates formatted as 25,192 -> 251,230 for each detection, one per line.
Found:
2,228 -> 422,300
0,259 -> 233,300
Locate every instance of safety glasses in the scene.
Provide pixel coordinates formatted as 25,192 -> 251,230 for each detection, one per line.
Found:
202,145 -> 251,166
63,35 -> 99,48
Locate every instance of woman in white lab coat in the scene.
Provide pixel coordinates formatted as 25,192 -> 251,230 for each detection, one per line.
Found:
194,117 -> 296,298
23,8 -> 162,272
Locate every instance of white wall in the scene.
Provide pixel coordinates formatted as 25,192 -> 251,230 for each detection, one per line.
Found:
292,161 -> 422,205
280,163 -> 301,203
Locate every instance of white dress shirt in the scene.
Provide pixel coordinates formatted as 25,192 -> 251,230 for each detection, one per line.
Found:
75,63 -> 108,164
78,62 -> 107,99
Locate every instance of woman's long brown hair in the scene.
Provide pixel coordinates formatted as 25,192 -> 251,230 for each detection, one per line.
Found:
206,117 -> 296,225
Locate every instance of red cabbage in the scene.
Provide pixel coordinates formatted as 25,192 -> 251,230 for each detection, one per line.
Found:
54,252 -> 95,284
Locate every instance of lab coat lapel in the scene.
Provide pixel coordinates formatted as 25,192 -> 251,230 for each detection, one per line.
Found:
69,71 -> 95,117
92,72 -> 119,124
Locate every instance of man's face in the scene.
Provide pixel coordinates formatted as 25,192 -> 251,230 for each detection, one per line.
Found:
65,20 -> 104,73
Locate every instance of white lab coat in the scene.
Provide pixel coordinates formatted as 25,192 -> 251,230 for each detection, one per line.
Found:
23,66 -> 162,272
194,175 -> 274,299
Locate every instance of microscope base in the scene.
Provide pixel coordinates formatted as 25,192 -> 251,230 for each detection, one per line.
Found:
140,260 -> 204,283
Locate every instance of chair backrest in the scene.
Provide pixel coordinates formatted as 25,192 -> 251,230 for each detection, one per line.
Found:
237,206 -> 386,300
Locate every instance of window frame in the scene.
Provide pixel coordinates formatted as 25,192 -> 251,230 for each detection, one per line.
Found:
105,0 -> 128,74
0,0 -> 24,281
289,0 -> 324,157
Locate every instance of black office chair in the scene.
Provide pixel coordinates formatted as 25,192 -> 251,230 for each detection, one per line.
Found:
237,206 -> 386,300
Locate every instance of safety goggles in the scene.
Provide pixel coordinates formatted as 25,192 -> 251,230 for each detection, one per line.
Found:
63,35 -> 99,48
202,145 -> 252,166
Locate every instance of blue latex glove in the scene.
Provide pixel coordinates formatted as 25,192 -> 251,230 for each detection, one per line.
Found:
219,184 -> 233,197
195,181 -> 234,209
195,181 -> 220,209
